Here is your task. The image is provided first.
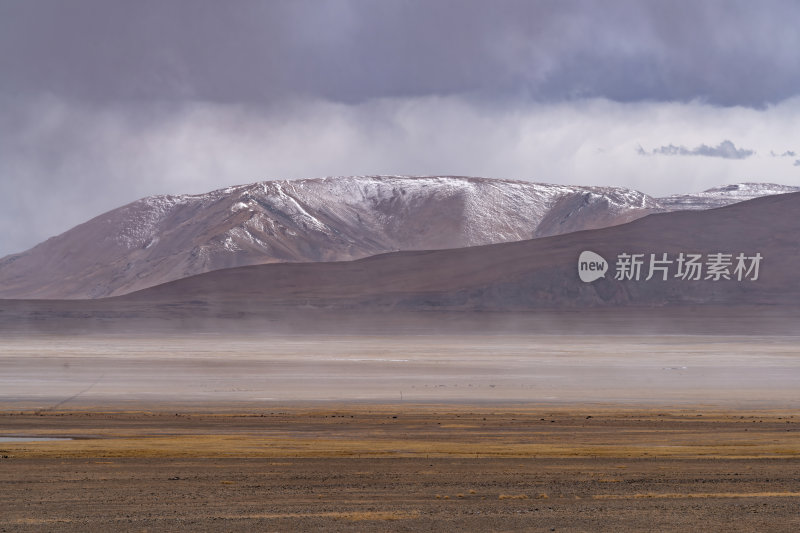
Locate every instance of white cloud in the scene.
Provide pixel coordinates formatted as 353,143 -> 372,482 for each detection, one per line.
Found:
2,95 -> 800,256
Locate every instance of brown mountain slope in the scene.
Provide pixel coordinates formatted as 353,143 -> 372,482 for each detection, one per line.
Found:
1,192 -> 798,336
120,190 -> 798,310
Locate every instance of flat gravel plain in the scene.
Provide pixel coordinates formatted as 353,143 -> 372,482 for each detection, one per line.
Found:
2,334 -> 799,531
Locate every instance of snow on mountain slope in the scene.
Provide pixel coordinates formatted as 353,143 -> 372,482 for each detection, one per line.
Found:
657,183 -> 800,211
0,175 -> 659,299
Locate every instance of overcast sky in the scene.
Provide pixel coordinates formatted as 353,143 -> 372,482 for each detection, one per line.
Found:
2,1 -> 800,256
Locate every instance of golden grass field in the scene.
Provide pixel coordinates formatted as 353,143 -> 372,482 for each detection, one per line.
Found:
2,406 -> 800,460
2,406 -> 800,531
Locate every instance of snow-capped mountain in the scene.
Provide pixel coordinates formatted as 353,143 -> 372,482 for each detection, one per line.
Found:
2,176 -> 796,300
0,175 -> 659,299
4,190 -> 799,335
656,183 -> 800,211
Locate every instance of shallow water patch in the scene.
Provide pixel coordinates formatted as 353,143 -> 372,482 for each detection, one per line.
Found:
0,436 -> 73,442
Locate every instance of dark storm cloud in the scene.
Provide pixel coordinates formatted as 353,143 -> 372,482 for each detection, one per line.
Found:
2,0 -> 800,107
640,140 -> 754,159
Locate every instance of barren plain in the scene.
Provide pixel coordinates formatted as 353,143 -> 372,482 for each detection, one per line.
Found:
2,334 -> 800,531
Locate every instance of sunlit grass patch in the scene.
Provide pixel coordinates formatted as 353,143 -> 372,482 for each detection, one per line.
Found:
594,492 -> 800,500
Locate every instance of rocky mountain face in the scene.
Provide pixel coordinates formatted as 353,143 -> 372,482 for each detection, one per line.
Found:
118,191 -> 800,311
0,176 -> 660,299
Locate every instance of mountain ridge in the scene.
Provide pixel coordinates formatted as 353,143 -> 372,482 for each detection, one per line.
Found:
0,176 -> 797,300
0,175 -> 659,299
0,193 -> 800,335
2,191 -> 799,336
657,182 -> 800,210
117,190 -> 798,311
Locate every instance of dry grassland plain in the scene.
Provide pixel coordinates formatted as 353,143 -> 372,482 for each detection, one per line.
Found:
2,334 -> 800,531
